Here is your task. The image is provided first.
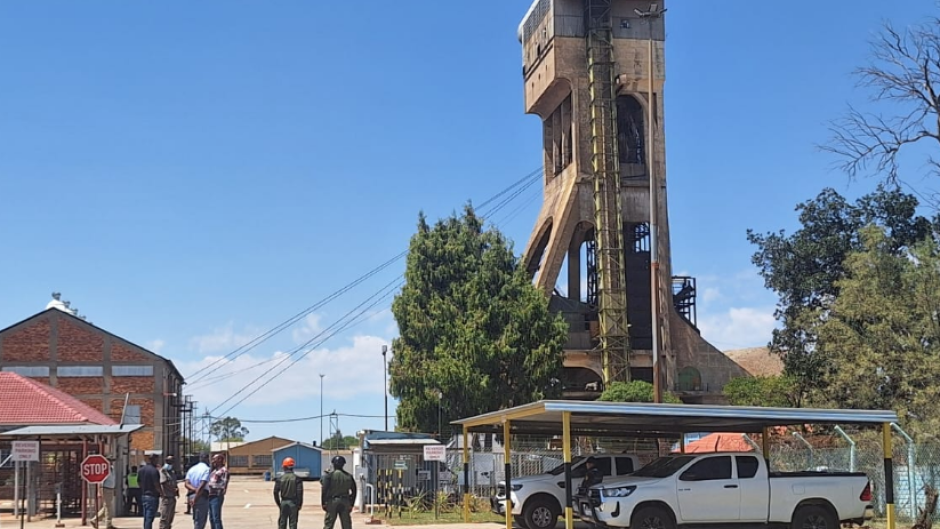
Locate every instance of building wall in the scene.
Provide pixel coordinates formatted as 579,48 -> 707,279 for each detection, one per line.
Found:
227,437 -> 294,475
272,445 -> 323,479
0,309 -> 184,457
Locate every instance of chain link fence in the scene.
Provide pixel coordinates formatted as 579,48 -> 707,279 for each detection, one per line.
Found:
442,434 -> 940,523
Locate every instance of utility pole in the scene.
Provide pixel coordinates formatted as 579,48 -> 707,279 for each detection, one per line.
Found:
382,345 -> 389,431
319,374 -> 325,445
636,2 -> 667,404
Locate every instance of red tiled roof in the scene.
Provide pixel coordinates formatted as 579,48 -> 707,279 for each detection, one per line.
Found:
674,432 -> 756,453
0,372 -> 116,426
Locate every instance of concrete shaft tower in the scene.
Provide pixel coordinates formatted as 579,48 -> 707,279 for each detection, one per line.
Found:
519,0 -> 743,402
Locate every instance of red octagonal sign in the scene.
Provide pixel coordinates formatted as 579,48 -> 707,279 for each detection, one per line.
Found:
81,455 -> 110,484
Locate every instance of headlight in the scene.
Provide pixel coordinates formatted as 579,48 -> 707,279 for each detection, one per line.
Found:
602,486 -> 636,498
511,484 -> 523,491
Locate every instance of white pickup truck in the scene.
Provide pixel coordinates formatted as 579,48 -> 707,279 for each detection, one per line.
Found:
492,454 -> 641,529
574,452 -> 872,529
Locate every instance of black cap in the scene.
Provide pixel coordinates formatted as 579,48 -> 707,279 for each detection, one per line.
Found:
331,455 -> 346,468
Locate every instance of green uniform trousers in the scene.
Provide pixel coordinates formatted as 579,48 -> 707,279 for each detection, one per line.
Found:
277,500 -> 299,529
323,497 -> 351,529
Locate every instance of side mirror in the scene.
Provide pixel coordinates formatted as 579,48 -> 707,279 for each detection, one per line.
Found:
680,473 -> 697,482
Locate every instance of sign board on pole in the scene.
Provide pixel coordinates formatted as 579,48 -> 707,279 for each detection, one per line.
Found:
423,444 -> 446,462
11,441 -> 39,462
80,455 -> 111,484
393,459 -> 408,471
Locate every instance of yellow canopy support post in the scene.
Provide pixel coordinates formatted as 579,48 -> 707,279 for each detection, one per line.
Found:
504,420 -> 512,529
562,411 -> 574,529
463,427 -> 470,523
884,423 -> 895,529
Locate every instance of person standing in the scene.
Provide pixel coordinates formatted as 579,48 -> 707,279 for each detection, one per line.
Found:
127,465 -> 141,516
185,454 -> 211,529
273,457 -> 303,529
94,459 -> 116,529
207,454 -> 229,529
159,455 -> 180,529
138,454 -> 163,529
321,456 -> 356,529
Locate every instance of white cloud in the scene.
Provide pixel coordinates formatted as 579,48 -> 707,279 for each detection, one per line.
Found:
147,339 -> 166,354
189,323 -> 261,354
702,287 -> 721,304
698,306 -> 776,351
291,314 -> 323,344
178,334 -> 392,410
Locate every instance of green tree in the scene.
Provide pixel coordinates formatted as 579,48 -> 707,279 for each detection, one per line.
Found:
813,227 -> 940,434
209,416 -> 249,442
389,205 -> 568,434
722,376 -> 799,408
598,381 -> 681,404
747,186 -> 932,402
183,437 -> 210,454
321,430 -> 359,450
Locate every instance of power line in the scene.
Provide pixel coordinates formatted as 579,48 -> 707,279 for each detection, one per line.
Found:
201,412 -> 387,424
210,278 -> 403,418
185,251 -> 406,384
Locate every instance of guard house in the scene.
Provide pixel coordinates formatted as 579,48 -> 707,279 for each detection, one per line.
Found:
0,372 -> 141,519
360,431 -> 442,508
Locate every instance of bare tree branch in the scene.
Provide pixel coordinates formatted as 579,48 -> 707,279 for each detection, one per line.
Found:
821,17 -> 940,200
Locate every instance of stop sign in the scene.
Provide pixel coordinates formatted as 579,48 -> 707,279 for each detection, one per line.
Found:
81,455 -> 110,484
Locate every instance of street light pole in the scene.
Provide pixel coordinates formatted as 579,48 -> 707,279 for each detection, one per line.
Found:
635,2 -> 667,404
319,374 -> 325,445
382,345 -> 389,431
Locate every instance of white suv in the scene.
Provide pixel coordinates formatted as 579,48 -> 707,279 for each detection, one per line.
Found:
491,454 -> 640,529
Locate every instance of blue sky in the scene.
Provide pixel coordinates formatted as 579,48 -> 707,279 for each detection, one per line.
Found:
0,0 -> 935,444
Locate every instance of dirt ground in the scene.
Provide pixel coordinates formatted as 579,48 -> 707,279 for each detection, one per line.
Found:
0,476 -> 560,529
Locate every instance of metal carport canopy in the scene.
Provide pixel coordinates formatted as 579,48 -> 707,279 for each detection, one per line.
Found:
452,400 -> 899,435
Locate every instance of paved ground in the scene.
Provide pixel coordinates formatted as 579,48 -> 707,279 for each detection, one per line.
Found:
0,477 -> 543,529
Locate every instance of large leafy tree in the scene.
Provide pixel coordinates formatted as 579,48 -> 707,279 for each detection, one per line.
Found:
209,416 -> 249,442
814,227 -> 940,434
722,376 -> 799,408
598,381 -> 681,404
389,205 -> 568,434
747,186 -> 932,400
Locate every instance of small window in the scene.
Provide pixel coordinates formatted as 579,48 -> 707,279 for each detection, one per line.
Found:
0,449 -> 13,468
252,455 -> 272,467
229,456 -> 248,467
736,456 -> 760,479
679,456 -> 732,481
58,366 -> 103,377
112,365 -> 154,377
2,366 -> 50,377
591,458 -> 612,476
616,457 -> 635,475
124,405 -> 142,425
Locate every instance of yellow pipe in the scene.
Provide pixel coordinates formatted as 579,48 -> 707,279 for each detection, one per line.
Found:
505,420 -> 512,529
463,427 -> 470,523
562,412 -> 574,529
884,423 -> 895,529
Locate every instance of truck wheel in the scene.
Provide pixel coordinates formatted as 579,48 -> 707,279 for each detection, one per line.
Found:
513,515 -> 530,529
792,505 -> 838,529
522,498 -> 558,529
631,505 -> 676,529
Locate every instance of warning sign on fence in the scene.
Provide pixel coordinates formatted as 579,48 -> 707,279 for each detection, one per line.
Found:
423,444 -> 446,462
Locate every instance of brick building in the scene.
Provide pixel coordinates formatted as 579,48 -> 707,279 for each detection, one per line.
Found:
0,299 -> 185,459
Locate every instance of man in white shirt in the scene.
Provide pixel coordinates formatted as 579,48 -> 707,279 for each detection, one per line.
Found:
184,454 -> 211,529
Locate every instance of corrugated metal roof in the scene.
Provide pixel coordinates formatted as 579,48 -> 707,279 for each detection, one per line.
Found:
0,424 -> 144,437
454,400 -> 899,436
271,441 -> 322,452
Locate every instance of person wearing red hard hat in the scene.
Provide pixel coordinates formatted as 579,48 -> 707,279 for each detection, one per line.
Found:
273,457 -> 303,529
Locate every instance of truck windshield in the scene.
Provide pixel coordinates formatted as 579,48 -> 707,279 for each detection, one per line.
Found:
548,456 -> 585,475
632,456 -> 696,478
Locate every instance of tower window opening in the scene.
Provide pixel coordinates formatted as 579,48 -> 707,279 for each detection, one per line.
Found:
616,95 -> 646,166
545,94 -> 574,176
629,222 -> 650,253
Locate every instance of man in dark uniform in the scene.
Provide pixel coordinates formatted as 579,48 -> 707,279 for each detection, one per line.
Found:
321,456 -> 356,529
273,457 -> 303,529
580,457 -> 603,490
